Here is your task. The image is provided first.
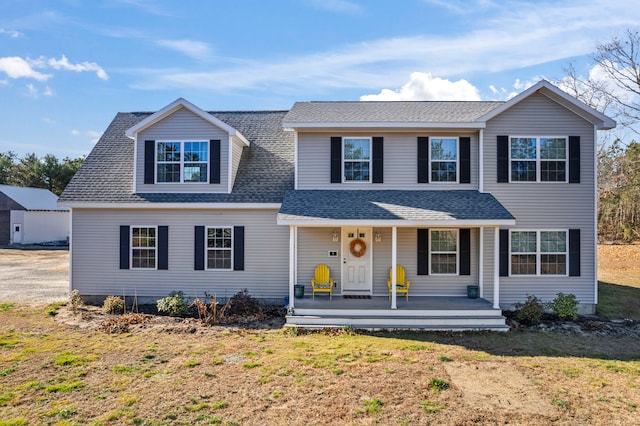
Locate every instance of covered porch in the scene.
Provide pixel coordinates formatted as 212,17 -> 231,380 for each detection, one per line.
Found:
278,190 -> 515,330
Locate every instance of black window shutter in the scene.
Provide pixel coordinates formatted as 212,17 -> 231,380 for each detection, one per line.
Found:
330,137 -> 342,183
158,226 -> 168,270
144,140 -> 155,184
499,229 -> 509,276
194,226 -> 205,270
569,229 -> 580,276
233,226 -> 245,271
497,135 -> 509,183
417,137 -> 429,183
372,136 -> 384,183
119,225 -> 130,269
460,228 -> 471,275
210,139 -> 221,184
460,137 -> 471,184
417,228 -> 429,275
569,136 -> 580,183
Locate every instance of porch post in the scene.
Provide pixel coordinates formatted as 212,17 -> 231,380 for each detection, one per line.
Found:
289,225 -> 296,309
493,226 -> 500,309
479,227 -> 484,298
391,226 -> 397,309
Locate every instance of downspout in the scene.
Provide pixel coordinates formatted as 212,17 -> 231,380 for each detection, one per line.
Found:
479,129 -> 484,193
593,124 -> 598,306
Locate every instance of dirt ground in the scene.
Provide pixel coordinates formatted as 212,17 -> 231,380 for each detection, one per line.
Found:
0,247 -> 69,302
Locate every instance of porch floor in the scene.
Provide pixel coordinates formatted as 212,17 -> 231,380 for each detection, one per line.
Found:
291,295 -> 495,311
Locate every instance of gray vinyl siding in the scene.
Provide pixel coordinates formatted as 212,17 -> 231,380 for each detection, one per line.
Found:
71,208 -> 288,300
296,226 -> 480,297
483,93 -> 596,304
135,107 -> 230,193
297,131 -> 478,190
230,137 -> 244,190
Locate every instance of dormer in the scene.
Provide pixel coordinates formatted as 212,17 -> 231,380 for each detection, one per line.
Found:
126,98 -> 250,194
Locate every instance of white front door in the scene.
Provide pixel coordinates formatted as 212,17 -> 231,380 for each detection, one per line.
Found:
12,224 -> 22,244
342,227 -> 372,294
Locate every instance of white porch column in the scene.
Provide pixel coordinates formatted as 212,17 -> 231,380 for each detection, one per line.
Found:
391,226 -> 397,309
289,225 -> 296,309
479,227 -> 484,298
493,226 -> 500,309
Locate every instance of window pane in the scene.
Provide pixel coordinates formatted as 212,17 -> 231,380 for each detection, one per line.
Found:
431,138 -> 457,161
511,232 -> 536,253
344,138 -> 370,160
344,161 -> 370,181
183,164 -> 208,182
431,254 -> 457,274
157,164 -> 180,183
511,254 -> 536,275
511,138 -> 536,159
540,138 -> 566,159
511,160 -> 536,181
157,142 -> 180,162
206,228 -> 233,269
431,161 -> 456,182
431,231 -> 457,252
207,249 -> 232,269
541,254 -> 566,275
184,141 -> 208,162
540,160 -> 566,182
540,231 -> 566,252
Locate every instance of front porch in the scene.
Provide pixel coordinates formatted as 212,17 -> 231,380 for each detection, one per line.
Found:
286,296 -> 509,331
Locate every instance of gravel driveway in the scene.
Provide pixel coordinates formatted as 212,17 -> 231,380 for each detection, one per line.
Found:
0,248 -> 69,302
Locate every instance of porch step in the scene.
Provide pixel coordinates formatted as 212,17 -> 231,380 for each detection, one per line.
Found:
285,313 -> 509,331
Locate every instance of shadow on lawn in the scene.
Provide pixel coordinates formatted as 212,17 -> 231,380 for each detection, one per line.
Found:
597,281 -> 640,321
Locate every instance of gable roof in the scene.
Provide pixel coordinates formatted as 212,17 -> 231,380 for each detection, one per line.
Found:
0,185 -> 66,210
282,101 -> 503,129
478,80 -> 616,130
124,98 -> 251,146
59,110 -> 294,205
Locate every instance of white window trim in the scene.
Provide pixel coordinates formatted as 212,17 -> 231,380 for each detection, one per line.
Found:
205,226 -> 234,271
429,136 -> 459,184
429,229 -> 459,276
130,225 -> 158,270
509,229 -> 569,276
508,136 -> 568,183
342,136 -> 372,183
155,140 -> 209,184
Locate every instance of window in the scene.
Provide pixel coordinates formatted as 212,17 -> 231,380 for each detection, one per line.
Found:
206,227 -> 232,270
510,137 -> 566,182
430,137 -> 458,182
430,230 -> 458,274
343,137 -> 371,182
510,230 -> 567,275
131,226 -> 156,269
156,141 -> 208,183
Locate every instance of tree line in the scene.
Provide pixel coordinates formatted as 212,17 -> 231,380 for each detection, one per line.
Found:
0,151 -> 83,196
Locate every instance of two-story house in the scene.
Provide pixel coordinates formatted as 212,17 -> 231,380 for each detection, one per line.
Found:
59,80 -> 615,330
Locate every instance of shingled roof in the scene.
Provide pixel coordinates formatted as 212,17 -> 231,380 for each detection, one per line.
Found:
282,101 -> 503,127
277,190 -> 515,225
59,110 -> 294,204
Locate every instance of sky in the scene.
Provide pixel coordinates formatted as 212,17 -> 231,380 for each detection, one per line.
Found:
0,0 -> 638,159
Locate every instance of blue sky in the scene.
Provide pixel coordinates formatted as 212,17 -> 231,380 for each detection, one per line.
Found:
0,0 -> 638,159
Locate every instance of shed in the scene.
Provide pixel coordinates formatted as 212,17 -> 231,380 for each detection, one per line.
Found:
0,185 -> 69,245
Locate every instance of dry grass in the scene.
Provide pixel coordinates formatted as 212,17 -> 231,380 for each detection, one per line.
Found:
0,246 -> 638,425
598,244 -> 640,320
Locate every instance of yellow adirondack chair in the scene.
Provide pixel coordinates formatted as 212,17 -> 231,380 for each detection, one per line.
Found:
387,265 -> 411,301
311,264 -> 334,301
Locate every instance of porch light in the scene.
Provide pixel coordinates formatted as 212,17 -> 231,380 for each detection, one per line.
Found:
332,231 -> 339,242
375,231 -> 382,242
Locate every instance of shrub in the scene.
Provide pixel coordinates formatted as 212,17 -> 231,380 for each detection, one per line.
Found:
103,296 -> 125,314
157,291 -> 189,316
547,292 -> 579,321
69,289 -> 83,313
514,295 -> 545,325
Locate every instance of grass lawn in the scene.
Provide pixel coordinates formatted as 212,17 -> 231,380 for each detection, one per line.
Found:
0,245 -> 638,425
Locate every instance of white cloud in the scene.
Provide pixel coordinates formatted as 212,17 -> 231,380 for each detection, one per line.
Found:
25,83 -> 38,98
0,57 -> 51,81
71,129 -> 80,136
156,40 -> 212,61
0,28 -> 21,38
47,55 -> 109,80
360,72 -> 480,101
87,130 -> 102,144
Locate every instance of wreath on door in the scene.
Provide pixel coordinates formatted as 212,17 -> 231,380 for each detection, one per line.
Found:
350,238 -> 367,257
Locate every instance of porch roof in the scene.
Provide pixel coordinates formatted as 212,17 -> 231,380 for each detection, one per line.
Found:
277,190 -> 515,226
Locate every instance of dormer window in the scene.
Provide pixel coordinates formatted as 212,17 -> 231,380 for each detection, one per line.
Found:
156,141 -> 209,183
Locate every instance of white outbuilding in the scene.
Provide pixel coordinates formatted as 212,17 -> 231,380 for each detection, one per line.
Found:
0,185 -> 69,245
